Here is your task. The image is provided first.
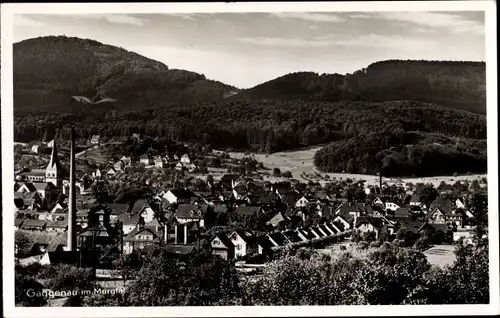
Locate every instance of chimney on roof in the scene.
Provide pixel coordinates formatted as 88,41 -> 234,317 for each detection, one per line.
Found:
67,127 -> 77,252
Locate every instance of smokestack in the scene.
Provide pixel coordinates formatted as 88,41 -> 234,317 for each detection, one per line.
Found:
379,171 -> 382,193
164,224 -> 168,244
67,127 -> 77,252
184,224 -> 188,245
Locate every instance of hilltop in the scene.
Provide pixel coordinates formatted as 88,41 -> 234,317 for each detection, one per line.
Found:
232,60 -> 486,114
13,36 -> 239,113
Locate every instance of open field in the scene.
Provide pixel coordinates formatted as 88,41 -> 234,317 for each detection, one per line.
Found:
227,146 -> 487,187
423,245 -> 457,268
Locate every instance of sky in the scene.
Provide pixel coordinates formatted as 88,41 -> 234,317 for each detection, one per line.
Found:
13,11 -> 485,89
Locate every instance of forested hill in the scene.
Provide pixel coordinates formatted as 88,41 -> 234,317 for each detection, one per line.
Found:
13,36 -> 239,113
232,60 -> 486,114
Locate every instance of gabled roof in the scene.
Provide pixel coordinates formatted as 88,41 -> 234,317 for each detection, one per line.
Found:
257,235 -> 275,250
20,182 -> 37,192
282,230 -> 302,243
311,226 -> 327,238
231,230 -> 257,244
108,203 -> 130,215
394,207 -> 411,218
336,202 -> 373,215
117,213 -> 142,226
268,232 -> 289,247
325,223 -> 339,234
318,224 -> 334,236
130,199 -> 150,215
78,224 -> 112,237
266,212 -> 287,227
167,188 -> 196,198
211,233 -> 235,249
124,227 -> 160,242
213,204 -> 228,214
46,221 -> 68,229
176,204 -> 209,219
333,220 -> 345,232
298,228 -> 316,240
430,196 -> 456,214
21,220 -> 47,228
234,205 -> 261,216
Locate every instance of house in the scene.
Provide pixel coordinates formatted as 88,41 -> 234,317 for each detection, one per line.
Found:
163,188 -> 197,204
295,195 -> 312,208
182,163 -> 198,173
16,169 -> 46,183
91,135 -> 100,145
130,199 -> 155,224
21,220 -> 47,231
17,182 -> 37,194
78,224 -> 117,250
123,227 -> 161,254
453,228 -> 475,245
139,155 -> 153,166
282,230 -> 303,246
310,226 -> 328,240
114,161 -> 125,172
14,219 -> 25,229
117,213 -> 145,234
92,169 -> 103,179
257,235 -> 276,254
179,153 -> 191,164
394,207 -> 411,218
234,206 -> 262,217
385,202 -> 400,211
154,156 -> 165,168
108,204 -> 131,221
210,233 -> 235,260
333,215 -> 351,230
354,216 -> 381,239
266,212 -> 288,228
229,230 -> 258,258
31,145 -> 40,154
409,194 -> 424,207
175,204 -> 210,227
107,168 -> 117,176
46,221 -> 68,232
427,207 -> 463,227
268,232 -> 291,248
455,197 -> 467,209
430,196 -> 456,214
51,202 -> 67,214
32,182 -> 58,199
119,156 -> 132,167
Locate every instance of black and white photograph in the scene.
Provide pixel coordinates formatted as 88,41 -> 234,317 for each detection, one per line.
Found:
1,2 -> 498,317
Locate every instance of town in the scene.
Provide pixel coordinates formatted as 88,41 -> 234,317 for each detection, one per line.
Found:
14,130 -> 489,291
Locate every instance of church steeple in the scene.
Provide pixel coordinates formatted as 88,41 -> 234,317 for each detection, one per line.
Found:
47,141 -> 63,170
46,140 -> 65,187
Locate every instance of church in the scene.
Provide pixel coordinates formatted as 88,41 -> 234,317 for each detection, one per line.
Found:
45,141 -> 68,188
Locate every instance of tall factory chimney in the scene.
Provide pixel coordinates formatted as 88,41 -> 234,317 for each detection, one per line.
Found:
67,127 -> 77,251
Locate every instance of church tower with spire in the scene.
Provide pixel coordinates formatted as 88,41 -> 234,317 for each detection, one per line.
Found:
46,140 -> 66,187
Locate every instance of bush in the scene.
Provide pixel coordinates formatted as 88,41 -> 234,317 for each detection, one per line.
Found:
358,241 -> 369,250
370,241 -> 381,248
15,274 -> 47,307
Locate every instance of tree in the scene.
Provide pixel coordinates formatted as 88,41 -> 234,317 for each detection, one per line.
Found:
420,185 -> 438,209
15,274 -> 47,307
272,168 -> 281,177
112,251 -> 142,283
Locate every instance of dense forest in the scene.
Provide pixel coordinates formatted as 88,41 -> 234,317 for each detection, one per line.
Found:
13,36 -> 487,177
13,36 -> 239,113
232,60 -> 486,114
